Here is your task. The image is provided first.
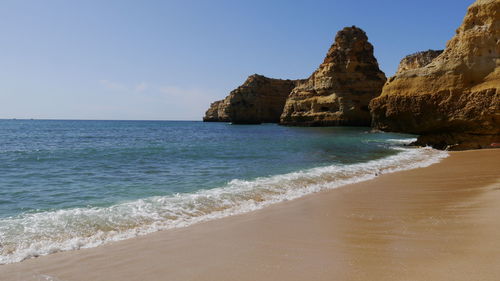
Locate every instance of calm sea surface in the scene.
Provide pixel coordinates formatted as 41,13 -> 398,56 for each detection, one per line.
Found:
0,120 -> 447,263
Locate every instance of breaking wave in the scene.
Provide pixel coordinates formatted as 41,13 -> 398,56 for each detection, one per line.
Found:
0,146 -> 447,264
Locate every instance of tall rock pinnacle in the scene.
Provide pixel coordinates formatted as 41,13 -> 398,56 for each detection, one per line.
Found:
280,26 -> 387,126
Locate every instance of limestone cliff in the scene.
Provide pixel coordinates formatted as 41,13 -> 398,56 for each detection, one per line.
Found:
279,26 -> 387,126
202,100 -> 229,122
370,0 -> 500,150
395,50 -> 443,74
203,74 -> 301,124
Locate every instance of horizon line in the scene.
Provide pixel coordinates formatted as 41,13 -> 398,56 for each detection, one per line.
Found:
0,118 -> 203,122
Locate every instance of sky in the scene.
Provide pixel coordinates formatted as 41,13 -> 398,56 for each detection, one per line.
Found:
0,0 -> 474,120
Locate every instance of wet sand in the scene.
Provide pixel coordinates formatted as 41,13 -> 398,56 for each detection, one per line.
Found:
1,149 -> 499,281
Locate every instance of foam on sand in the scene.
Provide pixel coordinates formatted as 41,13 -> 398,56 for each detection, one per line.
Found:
0,146 -> 447,264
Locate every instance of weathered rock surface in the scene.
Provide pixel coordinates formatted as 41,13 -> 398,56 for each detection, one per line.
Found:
279,26 -> 387,126
395,50 -> 443,74
203,74 -> 301,124
370,0 -> 500,150
202,100 -> 229,122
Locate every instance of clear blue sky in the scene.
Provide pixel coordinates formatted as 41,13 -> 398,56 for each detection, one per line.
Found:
0,0 -> 474,120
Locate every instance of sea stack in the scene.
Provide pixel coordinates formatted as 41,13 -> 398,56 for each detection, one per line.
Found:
370,0 -> 500,150
279,26 -> 387,126
203,74 -> 301,124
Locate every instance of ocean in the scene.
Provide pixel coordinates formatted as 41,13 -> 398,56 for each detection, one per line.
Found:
0,120 -> 447,264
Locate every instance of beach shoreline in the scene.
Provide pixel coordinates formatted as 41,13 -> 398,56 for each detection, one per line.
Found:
1,149 -> 499,281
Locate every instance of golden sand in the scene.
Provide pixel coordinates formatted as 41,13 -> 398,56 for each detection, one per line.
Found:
1,149 -> 499,281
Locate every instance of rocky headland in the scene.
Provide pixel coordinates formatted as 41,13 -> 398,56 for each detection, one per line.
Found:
370,0 -> 499,150
279,26 -> 387,126
204,0 -> 499,150
203,100 -> 229,122
203,74 -> 301,124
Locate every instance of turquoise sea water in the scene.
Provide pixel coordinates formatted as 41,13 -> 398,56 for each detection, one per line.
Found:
0,120 -> 447,264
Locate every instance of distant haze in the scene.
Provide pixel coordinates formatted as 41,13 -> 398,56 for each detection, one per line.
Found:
0,0 -> 473,120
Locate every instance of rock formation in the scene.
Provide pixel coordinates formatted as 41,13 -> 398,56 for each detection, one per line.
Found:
202,100 -> 229,122
279,26 -> 387,126
203,74 -> 301,124
370,0 -> 500,150
395,50 -> 443,74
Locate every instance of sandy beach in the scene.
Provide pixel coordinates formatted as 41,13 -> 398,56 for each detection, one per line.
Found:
1,149 -> 499,281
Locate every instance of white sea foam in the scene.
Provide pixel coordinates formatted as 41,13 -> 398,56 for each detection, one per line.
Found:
386,138 -> 418,144
0,146 -> 448,264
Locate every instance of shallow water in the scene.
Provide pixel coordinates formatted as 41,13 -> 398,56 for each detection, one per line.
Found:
0,120 -> 447,264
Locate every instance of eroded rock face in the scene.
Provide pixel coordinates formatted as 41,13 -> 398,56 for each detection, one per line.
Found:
202,100 -> 229,122
203,74 -> 301,124
279,26 -> 387,126
395,50 -> 443,74
370,0 -> 500,150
